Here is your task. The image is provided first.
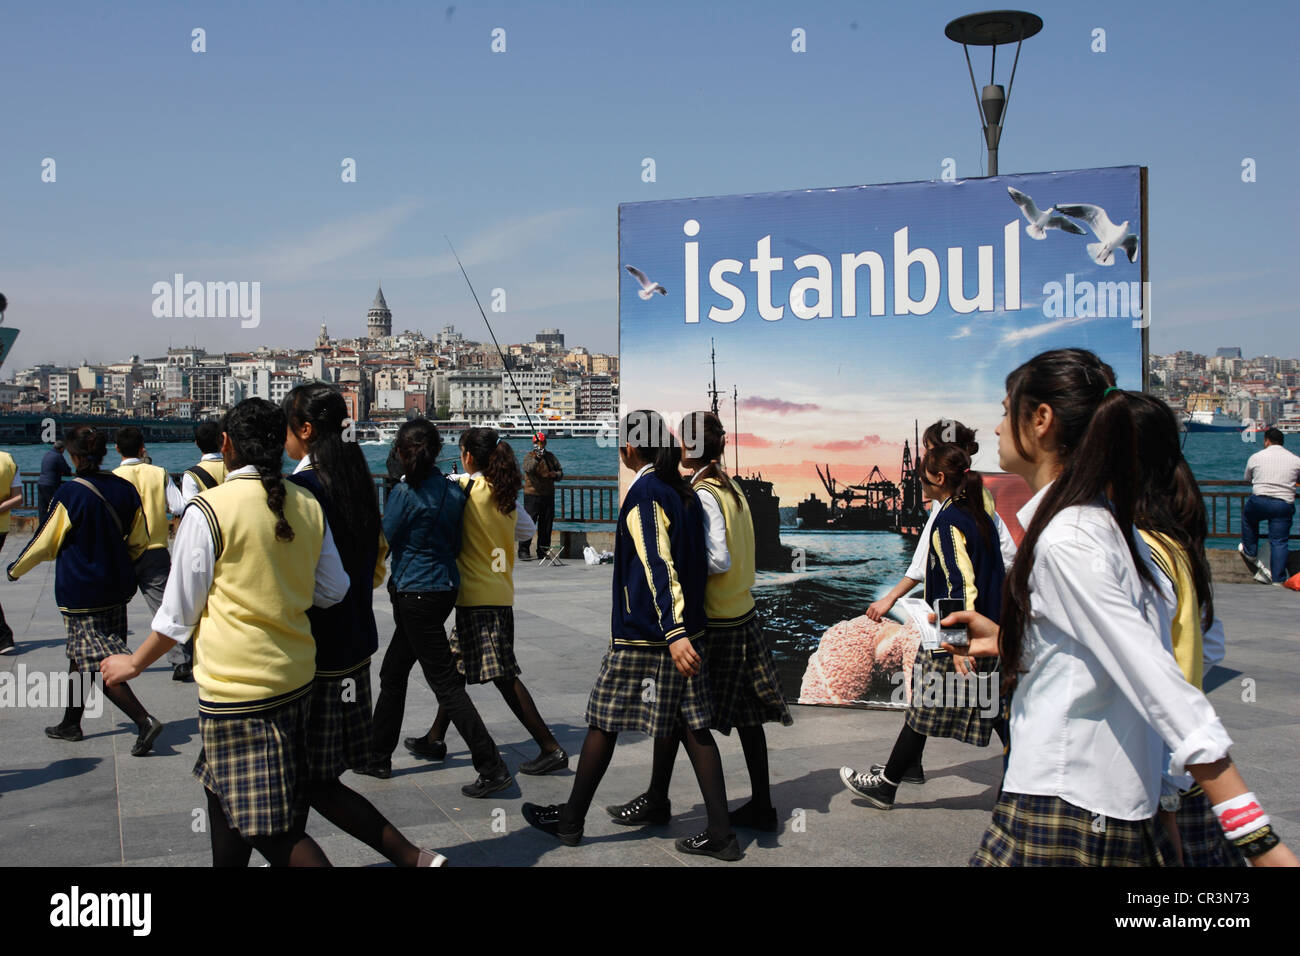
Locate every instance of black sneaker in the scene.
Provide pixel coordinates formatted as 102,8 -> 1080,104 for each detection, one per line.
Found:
404,736 -> 447,760
0,630 -> 15,655
461,763 -> 512,798
522,802 -> 583,846
354,759 -> 392,779
172,663 -> 194,683
131,717 -> 164,756
519,746 -> 569,776
840,766 -> 896,809
45,724 -> 83,742
606,792 -> 671,826
518,549 -> 532,560
675,830 -> 742,861
870,761 -> 925,785
728,801 -> 779,832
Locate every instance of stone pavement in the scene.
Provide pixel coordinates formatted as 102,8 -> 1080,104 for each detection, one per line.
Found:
0,538 -> 1296,867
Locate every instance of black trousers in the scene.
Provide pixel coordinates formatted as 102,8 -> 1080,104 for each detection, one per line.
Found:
524,493 -> 555,552
371,588 -> 502,776
37,486 -> 56,522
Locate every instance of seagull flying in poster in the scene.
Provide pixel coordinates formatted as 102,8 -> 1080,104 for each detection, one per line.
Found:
625,265 -> 667,299
1054,203 -> 1140,266
1007,187 -> 1086,240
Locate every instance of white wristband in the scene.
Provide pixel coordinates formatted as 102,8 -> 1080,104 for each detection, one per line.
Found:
1212,792 -> 1269,841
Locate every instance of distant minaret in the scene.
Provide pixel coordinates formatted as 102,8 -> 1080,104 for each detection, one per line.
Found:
367,284 -> 392,339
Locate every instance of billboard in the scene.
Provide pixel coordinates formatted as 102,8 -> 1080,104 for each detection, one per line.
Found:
618,166 -> 1147,708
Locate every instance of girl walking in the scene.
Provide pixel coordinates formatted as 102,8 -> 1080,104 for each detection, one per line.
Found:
102,398 -> 349,866
840,441 -> 1005,809
9,425 -> 163,754
605,410 -> 792,832
412,427 -> 566,775
523,410 -> 740,860
361,419 -> 512,799
284,384 -> 447,865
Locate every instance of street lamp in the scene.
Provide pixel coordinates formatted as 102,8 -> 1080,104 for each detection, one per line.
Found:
945,10 -> 1042,177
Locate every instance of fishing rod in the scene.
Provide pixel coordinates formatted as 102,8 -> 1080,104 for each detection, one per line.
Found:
444,236 -> 537,436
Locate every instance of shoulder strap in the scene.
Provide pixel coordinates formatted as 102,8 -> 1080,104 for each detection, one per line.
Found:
186,465 -> 219,490
73,477 -> 125,537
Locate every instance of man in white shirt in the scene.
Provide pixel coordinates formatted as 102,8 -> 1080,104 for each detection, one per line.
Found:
1240,428 -> 1300,585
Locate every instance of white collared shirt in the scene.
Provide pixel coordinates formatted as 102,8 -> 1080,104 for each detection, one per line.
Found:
120,457 -> 186,515
1244,443 -> 1300,502
180,453 -> 226,503
691,470 -> 731,575
291,453 -> 313,475
151,465 -> 349,643
450,470 -> 537,542
1003,483 -> 1233,820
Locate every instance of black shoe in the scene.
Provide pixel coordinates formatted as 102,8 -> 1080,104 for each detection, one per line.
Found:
870,761 -> 925,786
0,630 -> 14,655
522,802 -> 582,846
728,801 -> 779,832
675,830 -> 742,861
606,792 -> 671,826
461,763 -> 512,798
172,663 -> 194,683
45,723 -> 83,742
354,759 -> 392,779
519,746 -> 568,775
840,766 -> 896,809
518,549 -> 532,560
404,736 -> 447,760
131,717 -> 164,756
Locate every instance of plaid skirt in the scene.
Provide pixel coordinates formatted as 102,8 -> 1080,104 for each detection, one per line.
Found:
451,606 -> 521,684
302,664 -> 375,783
971,792 -> 1180,867
1176,787 -> 1248,868
707,616 -> 793,734
63,607 -> 130,671
193,691 -> 311,838
904,646 -> 1001,747
584,640 -> 712,738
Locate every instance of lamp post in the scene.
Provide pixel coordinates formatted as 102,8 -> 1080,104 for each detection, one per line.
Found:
945,10 -> 1042,176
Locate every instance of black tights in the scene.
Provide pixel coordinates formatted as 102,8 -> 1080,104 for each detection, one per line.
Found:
427,677 -> 559,753
205,788 -> 330,867
648,724 -> 773,812
563,724 -> 733,842
304,779 -> 422,867
60,661 -> 150,730
881,721 -> 1008,784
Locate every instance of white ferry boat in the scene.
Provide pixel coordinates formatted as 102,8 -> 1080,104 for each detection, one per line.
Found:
1182,409 -> 1244,433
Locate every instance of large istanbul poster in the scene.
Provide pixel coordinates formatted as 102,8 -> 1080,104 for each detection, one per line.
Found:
618,166 -> 1147,708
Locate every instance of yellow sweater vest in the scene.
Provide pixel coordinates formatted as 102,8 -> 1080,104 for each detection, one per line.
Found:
194,458 -> 228,486
455,475 -> 516,607
697,477 -> 757,625
1139,530 -> 1204,690
0,452 -> 16,534
113,461 -> 172,551
189,476 -> 325,713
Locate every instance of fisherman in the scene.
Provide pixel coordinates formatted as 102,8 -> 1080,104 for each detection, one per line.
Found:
521,432 -> 562,561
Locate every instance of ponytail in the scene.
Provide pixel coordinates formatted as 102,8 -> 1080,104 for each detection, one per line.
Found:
622,409 -> 692,503
921,444 -> 995,548
225,398 -> 294,541
461,427 -> 522,514
65,424 -> 107,475
682,410 -> 743,505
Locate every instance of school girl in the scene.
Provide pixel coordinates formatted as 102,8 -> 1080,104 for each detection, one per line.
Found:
955,349 -> 1295,866
605,410 -> 792,832
9,425 -> 163,754
102,399 -> 350,866
841,441 -> 1006,809
362,419 -> 512,799
523,410 -> 740,860
411,427 -> 567,775
113,426 -> 185,613
283,385 -> 447,866
1126,392 -> 1245,867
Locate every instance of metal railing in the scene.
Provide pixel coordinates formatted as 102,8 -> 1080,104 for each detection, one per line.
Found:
1200,480 -> 1298,540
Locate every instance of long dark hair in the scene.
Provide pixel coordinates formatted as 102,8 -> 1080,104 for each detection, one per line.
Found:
460,427 -> 520,514
921,443 -> 995,548
226,398 -> 294,542
394,418 -> 443,489
999,349 -> 1154,691
1128,392 -> 1214,629
922,419 -> 978,456
65,424 -> 107,475
622,409 -> 693,503
681,410 -> 743,505
283,383 -> 379,568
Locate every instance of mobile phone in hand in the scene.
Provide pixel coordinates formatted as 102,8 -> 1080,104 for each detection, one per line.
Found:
934,598 -> 968,647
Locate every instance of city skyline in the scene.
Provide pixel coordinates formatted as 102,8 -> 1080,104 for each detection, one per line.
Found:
2,1 -> 1297,371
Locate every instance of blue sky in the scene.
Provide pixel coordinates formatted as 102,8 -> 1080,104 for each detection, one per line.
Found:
1,0 -> 1296,370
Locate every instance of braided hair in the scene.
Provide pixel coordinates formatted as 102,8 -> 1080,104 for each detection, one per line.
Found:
225,398 -> 293,541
